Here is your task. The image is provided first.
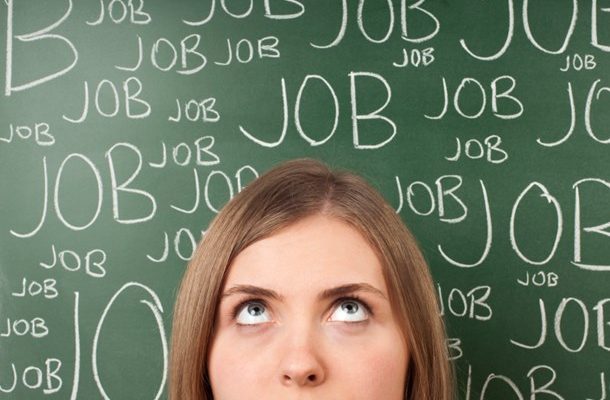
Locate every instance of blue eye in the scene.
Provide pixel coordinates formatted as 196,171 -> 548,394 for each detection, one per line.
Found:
234,301 -> 272,325
329,298 -> 370,323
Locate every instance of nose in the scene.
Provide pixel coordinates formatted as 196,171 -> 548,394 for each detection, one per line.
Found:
280,350 -> 326,387
278,327 -> 326,387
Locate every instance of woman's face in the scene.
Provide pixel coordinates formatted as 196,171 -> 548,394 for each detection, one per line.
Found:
207,214 -> 409,400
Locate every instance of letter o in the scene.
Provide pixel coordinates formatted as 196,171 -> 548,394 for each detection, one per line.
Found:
204,170 -> 234,213
22,366 -> 43,389
54,153 -> 103,231
151,38 -> 178,71
454,78 -> 486,119
93,283 -> 168,400
555,297 -> 589,352
406,181 -> 435,216
448,289 -> 468,317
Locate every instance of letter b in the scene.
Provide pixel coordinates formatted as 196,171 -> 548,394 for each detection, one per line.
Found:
5,0 -> 78,95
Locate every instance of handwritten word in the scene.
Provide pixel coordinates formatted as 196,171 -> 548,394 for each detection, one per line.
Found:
147,227 -> 202,263
213,36 -> 280,66
437,285 -> 493,321
87,0 -> 151,25
116,34 -> 205,73
394,175 -> 472,222
11,278 -> 58,299
40,245 -> 107,278
510,297 -> 610,352
517,271 -> 559,287
425,76 -> 523,120
0,359 -> 62,394
560,53 -> 596,71
148,137 -> 220,168
0,317 -> 48,338
241,72 -> 396,149
445,135 -> 508,164
392,47 -> 435,68
0,123 -> 54,146
311,0 -> 439,48
168,98 -> 220,123
62,77 -> 150,123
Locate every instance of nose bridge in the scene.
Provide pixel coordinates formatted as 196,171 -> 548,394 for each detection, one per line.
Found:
284,315 -> 320,353
278,311 -> 326,387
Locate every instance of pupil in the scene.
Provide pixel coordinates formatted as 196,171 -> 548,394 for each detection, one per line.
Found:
343,302 -> 358,313
248,305 -> 262,315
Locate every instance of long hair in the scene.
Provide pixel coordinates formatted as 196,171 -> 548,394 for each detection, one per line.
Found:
169,158 -> 456,400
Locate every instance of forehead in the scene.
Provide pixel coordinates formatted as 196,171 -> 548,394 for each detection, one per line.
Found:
224,214 -> 387,293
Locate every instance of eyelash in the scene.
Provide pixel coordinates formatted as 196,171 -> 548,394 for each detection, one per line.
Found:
231,295 -> 374,325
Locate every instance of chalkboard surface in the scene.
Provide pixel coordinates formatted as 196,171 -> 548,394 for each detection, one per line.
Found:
1,0 -> 609,398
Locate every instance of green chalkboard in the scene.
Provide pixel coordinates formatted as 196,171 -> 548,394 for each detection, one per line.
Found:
1,0 -> 609,398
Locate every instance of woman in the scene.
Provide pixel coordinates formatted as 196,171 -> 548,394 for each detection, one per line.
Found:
170,158 -> 455,399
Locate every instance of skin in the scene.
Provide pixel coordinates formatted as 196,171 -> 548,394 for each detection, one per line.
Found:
208,214 -> 409,400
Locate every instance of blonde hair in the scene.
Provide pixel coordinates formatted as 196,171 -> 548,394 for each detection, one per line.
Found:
170,158 -> 456,400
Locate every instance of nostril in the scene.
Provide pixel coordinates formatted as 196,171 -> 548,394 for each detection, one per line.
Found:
283,374 -> 318,384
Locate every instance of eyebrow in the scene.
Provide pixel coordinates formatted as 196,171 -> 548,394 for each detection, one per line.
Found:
221,282 -> 387,302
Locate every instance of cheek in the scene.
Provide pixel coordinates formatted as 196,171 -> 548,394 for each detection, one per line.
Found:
332,329 -> 408,398
207,331 -> 275,396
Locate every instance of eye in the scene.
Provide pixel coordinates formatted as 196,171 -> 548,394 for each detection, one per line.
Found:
234,301 -> 272,326
328,297 -> 370,323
